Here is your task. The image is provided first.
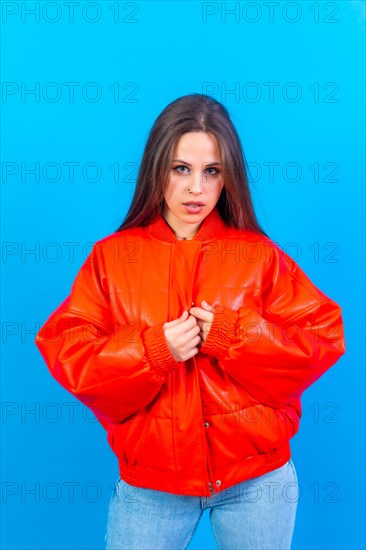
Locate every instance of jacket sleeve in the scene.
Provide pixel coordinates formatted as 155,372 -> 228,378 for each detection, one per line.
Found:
34,242 -> 180,425
199,243 -> 346,408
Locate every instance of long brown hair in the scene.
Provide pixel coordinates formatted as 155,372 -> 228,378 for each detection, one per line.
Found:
115,93 -> 268,236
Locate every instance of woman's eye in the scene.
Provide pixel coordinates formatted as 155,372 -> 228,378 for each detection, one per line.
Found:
173,165 -> 189,174
205,167 -> 220,176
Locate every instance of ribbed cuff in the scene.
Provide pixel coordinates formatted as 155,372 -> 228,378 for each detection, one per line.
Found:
141,322 -> 180,373
199,305 -> 238,359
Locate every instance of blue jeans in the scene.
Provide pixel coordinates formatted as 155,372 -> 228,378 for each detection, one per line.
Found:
105,459 -> 298,550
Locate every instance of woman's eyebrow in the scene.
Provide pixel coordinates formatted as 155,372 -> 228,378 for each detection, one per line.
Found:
171,159 -> 223,166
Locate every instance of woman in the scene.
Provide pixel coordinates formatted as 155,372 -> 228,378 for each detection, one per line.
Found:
35,93 -> 346,550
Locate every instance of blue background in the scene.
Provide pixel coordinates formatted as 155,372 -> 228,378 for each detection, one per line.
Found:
1,1 -> 365,549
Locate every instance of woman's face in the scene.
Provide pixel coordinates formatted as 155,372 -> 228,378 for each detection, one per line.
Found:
162,131 -> 225,238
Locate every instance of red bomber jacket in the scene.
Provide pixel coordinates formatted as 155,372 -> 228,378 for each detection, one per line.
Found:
34,206 -> 346,497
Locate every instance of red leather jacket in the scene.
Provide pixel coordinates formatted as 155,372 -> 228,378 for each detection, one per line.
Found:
35,207 -> 346,497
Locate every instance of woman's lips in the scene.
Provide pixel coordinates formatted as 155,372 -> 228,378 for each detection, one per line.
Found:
183,203 -> 204,214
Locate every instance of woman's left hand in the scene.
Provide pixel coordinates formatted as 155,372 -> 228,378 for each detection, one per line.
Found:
189,300 -> 215,347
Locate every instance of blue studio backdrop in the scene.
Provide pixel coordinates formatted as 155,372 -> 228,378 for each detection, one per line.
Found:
1,1 -> 365,549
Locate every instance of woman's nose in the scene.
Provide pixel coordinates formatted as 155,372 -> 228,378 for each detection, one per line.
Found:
189,171 -> 203,193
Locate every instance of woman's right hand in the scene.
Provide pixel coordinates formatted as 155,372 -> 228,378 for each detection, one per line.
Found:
162,310 -> 201,363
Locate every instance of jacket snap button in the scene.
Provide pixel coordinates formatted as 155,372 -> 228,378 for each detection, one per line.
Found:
204,421 -> 210,428
216,480 -> 221,486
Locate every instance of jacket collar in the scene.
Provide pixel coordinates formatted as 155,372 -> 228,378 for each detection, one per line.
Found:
146,206 -> 228,243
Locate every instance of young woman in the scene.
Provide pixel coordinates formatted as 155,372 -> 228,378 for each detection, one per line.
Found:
35,93 -> 346,550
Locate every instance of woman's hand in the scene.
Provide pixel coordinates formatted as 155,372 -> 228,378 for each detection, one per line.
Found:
189,300 -> 215,347
162,311 -> 202,362
162,301 -> 215,362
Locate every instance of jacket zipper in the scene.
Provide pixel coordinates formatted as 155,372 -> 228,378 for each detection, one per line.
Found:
191,352 -> 216,496
171,357 -> 215,495
189,244 -> 216,497
203,426 -> 216,495
171,241 -> 216,497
